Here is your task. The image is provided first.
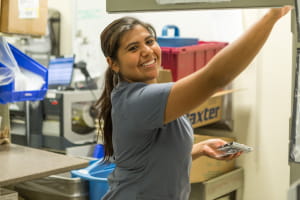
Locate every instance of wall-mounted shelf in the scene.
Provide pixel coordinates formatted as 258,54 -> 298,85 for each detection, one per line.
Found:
107,0 -> 293,13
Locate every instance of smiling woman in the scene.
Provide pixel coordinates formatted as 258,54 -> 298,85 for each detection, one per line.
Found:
109,25 -> 161,84
93,7 -> 292,200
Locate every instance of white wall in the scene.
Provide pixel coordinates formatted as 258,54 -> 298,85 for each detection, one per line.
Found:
233,9 -> 292,200
48,1 -> 293,199
48,0 -> 74,55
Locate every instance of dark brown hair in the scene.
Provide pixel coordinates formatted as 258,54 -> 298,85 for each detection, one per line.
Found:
93,17 -> 157,161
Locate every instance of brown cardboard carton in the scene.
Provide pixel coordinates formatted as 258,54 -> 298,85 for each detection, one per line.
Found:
156,69 -> 233,129
187,90 -> 234,129
190,134 -> 235,183
190,168 -> 243,199
157,69 -> 173,83
0,0 -> 48,36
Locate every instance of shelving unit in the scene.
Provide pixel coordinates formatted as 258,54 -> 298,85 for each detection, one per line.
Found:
107,0 -> 293,12
106,0 -> 300,195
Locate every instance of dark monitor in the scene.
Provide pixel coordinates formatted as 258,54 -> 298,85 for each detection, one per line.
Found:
47,57 -> 75,90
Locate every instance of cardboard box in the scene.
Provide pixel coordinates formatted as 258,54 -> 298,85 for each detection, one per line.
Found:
190,134 -> 236,183
0,0 -> 48,36
157,69 -> 173,83
187,90 -> 234,129
0,188 -> 18,200
156,69 -> 233,129
190,168 -> 243,200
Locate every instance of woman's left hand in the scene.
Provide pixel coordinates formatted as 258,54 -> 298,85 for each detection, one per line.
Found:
192,139 -> 243,161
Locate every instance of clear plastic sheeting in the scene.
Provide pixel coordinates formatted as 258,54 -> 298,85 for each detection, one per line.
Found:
0,68 -> 14,86
0,36 -> 45,91
15,67 -> 45,91
0,37 -> 20,86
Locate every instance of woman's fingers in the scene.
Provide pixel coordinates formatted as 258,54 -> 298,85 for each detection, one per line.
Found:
269,5 -> 293,20
281,5 -> 294,17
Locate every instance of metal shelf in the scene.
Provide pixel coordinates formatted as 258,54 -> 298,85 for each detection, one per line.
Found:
107,0 -> 294,13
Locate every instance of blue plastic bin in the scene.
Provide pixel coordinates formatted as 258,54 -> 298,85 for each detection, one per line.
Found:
0,43 -> 48,103
157,25 -> 198,47
93,144 -> 105,159
71,159 -> 115,200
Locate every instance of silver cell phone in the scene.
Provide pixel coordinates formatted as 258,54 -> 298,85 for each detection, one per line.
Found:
217,141 -> 253,155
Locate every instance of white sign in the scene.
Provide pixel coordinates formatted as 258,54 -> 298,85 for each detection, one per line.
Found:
18,0 -> 39,19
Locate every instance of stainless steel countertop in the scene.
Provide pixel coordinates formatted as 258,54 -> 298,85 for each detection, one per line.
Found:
0,143 -> 89,186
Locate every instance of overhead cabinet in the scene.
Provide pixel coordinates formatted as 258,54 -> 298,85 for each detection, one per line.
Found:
107,0 -> 293,12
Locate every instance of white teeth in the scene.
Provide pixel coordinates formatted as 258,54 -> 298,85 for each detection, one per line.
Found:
143,59 -> 155,66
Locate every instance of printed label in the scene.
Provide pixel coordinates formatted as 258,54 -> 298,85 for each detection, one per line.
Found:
187,95 -> 223,128
18,0 -> 39,19
187,106 -> 220,125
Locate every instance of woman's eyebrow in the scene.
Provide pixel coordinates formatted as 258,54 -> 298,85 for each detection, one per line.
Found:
124,41 -> 139,50
145,35 -> 154,40
124,35 -> 154,50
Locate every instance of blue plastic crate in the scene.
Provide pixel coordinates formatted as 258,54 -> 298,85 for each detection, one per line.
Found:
71,159 -> 115,200
0,44 -> 48,104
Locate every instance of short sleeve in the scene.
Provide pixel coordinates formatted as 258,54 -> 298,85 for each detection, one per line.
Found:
122,82 -> 173,129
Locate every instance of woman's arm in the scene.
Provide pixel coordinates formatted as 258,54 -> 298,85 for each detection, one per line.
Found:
191,139 -> 242,160
164,6 -> 292,124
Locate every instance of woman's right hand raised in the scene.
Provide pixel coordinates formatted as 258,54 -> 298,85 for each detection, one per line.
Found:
163,5 -> 293,125
268,5 -> 293,21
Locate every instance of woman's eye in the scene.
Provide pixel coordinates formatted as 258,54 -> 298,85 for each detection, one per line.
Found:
128,46 -> 138,52
146,39 -> 154,45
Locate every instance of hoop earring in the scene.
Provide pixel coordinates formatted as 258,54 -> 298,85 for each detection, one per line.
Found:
113,72 -> 120,88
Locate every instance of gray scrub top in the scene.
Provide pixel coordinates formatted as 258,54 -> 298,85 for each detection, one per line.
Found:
102,81 -> 194,200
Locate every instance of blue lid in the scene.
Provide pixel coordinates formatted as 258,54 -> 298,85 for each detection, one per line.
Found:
157,25 -> 198,47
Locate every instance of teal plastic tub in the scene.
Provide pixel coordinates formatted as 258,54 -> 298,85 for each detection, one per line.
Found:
71,160 -> 115,200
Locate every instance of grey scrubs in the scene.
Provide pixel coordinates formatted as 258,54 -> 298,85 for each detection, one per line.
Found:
102,81 -> 194,200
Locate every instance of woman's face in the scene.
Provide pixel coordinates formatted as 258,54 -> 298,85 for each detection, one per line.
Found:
111,25 -> 161,84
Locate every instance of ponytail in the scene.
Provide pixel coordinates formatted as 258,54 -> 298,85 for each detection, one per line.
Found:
94,68 -> 114,161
